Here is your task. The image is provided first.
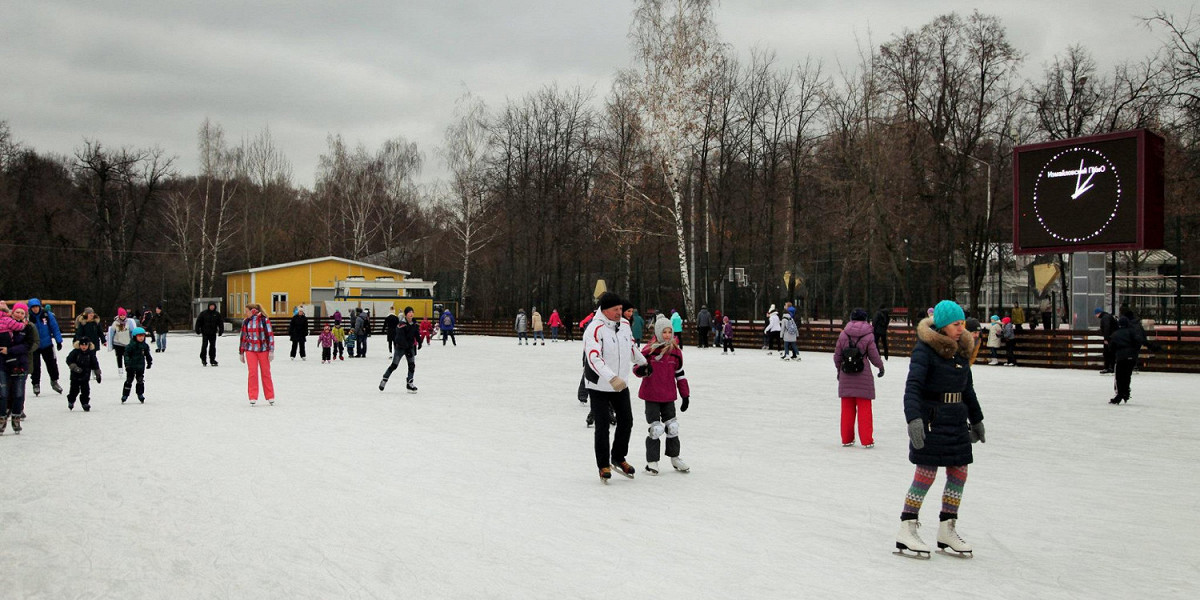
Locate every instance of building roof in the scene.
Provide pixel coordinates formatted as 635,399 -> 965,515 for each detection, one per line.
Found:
223,256 -> 411,276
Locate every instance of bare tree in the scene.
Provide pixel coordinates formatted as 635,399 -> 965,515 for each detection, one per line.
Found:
624,0 -> 725,318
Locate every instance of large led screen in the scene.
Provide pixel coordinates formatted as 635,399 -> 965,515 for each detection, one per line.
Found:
1013,129 -> 1164,254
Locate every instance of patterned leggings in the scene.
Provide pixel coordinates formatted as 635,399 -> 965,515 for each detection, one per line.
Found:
901,464 -> 968,521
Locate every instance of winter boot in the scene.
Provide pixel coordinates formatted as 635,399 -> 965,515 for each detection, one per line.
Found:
645,461 -> 660,475
937,518 -> 973,557
670,457 -> 690,473
32,382 -> 40,395
51,380 -> 63,394
10,413 -> 21,434
895,520 -> 931,559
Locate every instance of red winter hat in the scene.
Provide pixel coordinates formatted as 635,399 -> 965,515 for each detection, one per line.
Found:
117,307 -> 127,317
1001,317 -> 1011,324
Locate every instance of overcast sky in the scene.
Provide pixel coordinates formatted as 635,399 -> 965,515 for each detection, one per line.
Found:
1,1 -> 1191,187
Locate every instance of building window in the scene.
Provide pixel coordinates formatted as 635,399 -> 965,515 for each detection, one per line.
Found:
241,293 -> 249,315
272,293 -> 288,315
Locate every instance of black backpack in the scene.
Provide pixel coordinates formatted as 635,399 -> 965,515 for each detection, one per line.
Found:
841,335 -> 865,374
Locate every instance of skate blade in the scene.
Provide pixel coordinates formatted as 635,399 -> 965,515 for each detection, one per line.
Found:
645,468 -> 660,476
673,466 -> 690,473
893,548 -> 931,560
936,548 -> 973,559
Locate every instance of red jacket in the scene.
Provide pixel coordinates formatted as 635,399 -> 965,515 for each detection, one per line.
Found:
548,311 -> 563,328
239,311 -> 275,353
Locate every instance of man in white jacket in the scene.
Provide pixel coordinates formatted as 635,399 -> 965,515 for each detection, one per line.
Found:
584,292 -> 650,482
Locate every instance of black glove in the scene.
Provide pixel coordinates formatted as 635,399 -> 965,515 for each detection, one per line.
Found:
147,362 -> 153,370
680,397 -> 689,412
57,342 -> 62,351
633,363 -> 653,378
969,422 -> 986,444
70,364 -> 83,374
95,372 -> 102,384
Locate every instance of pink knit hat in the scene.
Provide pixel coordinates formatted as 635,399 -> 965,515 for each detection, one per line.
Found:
117,307 -> 127,317
13,302 -> 28,312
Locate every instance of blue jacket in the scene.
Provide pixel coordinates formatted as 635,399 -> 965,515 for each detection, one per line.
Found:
903,318 -> 984,467
439,311 -> 456,332
27,298 -> 63,349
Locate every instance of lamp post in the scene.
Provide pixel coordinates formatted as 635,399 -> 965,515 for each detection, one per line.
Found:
943,143 -> 993,317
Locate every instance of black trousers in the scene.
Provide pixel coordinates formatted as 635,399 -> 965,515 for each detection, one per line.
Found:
723,338 -> 735,352
321,347 -> 331,361
115,345 -> 126,369
644,401 -> 680,462
1041,312 -> 1052,330
68,378 -> 91,406
1005,340 -> 1017,365
122,369 -> 145,399
31,345 -> 60,384
875,331 -> 890,360
382,347 -> 416,384
697,326 -> 711,347
290,340 -> 306,359
200,334 -> 217,364
1103,341 -> 1115,371
357,336 -> 368,357
441,330 -> 456,346
589,388 -> 633,469
1115,357 -> 1135,400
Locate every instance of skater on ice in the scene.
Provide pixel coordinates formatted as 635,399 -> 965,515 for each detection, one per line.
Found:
0,302 -> 35,433
151,305 -> 170,353
780,311 -> 799,360
120,327 -> 153,403
833,308 -> 884,448
74,307 -> 106,349
27,298 -> 64,396
239,303 -> 276,406
515,308 -> 528,345
1108,316 -> 1161,404
548,309 -> 562,342
583,292 -> 651,482
384,308 -> 400,355
531,307 -> 545,345
895,300 -> 985,559
289,306 -> 308,361
638,315 -> 691,475
318,324 -> 335,364
65,337 -> 101,411
108,308 -> 137,374
194,301 -> 224,367
439,308 -> 456,346
332,324 -> 346,361
379,307 -> 420,393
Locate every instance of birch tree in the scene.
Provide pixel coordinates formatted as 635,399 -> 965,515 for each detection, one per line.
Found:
625,0 -> 724,318
441,91 -> 495,313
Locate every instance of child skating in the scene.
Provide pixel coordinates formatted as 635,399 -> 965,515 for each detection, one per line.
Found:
318,325 -> 335,363
65,337 -> 102,411
638,316 -> 691,474
121,327 -> 153,403
895,300 -> 985,559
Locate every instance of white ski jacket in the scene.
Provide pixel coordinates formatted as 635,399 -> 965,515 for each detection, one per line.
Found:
583,310 -> 647,392
765,312 -> 781,333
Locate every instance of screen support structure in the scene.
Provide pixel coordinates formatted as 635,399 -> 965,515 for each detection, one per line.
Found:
1071,252 -> 1108,330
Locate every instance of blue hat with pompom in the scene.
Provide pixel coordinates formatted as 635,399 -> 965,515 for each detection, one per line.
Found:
932,300 -> 966,329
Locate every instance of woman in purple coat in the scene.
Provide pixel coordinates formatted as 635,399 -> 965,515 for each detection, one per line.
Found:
833,308 -> 885,447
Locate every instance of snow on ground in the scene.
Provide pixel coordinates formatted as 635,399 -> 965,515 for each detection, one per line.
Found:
3,333 -> 1198,599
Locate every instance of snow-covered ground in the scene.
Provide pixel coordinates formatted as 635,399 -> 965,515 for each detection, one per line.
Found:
3,333 -> 1197,599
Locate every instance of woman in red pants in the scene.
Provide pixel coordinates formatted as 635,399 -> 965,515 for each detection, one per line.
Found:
239,303 -> 275,406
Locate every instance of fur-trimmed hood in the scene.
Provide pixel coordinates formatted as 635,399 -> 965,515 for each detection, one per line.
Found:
916,317 -> 975,359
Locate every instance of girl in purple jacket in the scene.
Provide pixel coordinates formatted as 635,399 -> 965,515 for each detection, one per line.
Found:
639,316 -> 692,474
721,316 -> 734,354
833,308 -> 885,448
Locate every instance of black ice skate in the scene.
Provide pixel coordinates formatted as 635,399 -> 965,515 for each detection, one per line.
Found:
379,377 -> 388,391
32,382 -> 40,396
406,382 -> 418,393
51,380 -> 63,394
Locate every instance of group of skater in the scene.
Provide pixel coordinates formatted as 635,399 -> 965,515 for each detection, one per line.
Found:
514,307 -> 565,344
0,300 -> 170,428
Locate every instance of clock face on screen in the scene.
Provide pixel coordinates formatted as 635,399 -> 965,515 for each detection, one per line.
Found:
1032,147 -> 1122,243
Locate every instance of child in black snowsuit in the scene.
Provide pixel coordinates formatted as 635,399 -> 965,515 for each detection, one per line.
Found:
66,337 -> 102,411
122,327 -> 153,403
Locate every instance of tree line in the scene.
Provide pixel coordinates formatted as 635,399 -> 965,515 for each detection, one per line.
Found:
2,3 -> 1198,325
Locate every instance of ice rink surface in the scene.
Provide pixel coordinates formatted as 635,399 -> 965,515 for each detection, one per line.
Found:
3,332 -> 1197,599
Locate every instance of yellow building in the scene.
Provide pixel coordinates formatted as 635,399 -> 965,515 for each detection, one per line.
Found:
223,256 -> 437,319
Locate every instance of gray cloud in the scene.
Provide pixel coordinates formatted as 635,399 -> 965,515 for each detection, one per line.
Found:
1,1 -> 1184,186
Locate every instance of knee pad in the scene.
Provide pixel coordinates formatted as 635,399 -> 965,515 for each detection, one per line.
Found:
665,418 -> 680,438
648,420 -> 665,439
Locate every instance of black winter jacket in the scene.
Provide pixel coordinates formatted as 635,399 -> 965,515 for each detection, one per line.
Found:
66,345 -> 102,382
195,309 -> 225,336
393,319 -> 421,353
903,318 -> 984,467
289,314 -> 309,342
1098,312 -> 1117,340
1110,324 -> 1160,362
152,311 -> 170,334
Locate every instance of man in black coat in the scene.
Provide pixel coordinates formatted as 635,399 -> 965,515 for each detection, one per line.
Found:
1108,316 -> 1161,404
194,302 -> 224,367
872,305 -> 891,360
289,307 -> 309,360
383,309 -> 401,354
1095,308 -> 1117,374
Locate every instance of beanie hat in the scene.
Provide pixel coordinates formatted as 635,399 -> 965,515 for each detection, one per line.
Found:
598,292 -> 622,310
965,317 -> 981,332
13,302 -> 28,313
932,300 -> 966,329
990,315 -> 1000,322
1094,307 -> 1103,315
623,299 -> 635,311
1001,317 -> 1011,324
850,308 -> 869,321
118,307 -> 127,317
